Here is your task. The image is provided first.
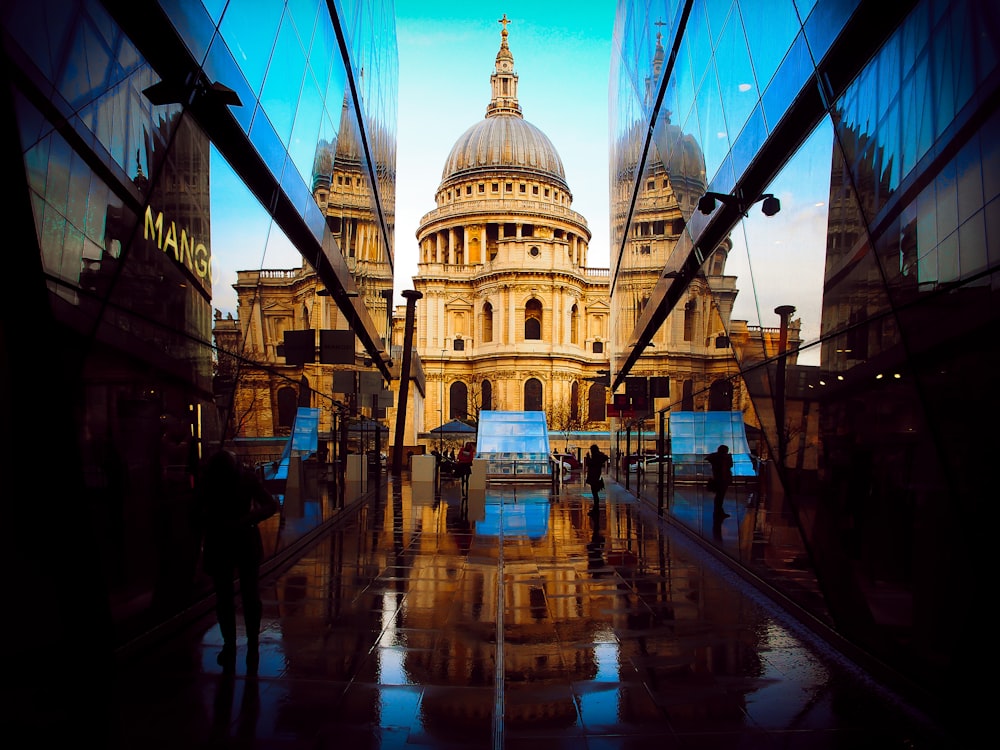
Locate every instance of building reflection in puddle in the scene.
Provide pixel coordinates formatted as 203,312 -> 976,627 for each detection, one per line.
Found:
268,479 -> 779,739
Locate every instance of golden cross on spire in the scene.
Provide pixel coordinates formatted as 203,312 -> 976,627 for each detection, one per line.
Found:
654,18 -> 666,43
498,13 -> 511,36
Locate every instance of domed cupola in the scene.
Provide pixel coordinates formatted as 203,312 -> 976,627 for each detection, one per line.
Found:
440,15 -> 568,192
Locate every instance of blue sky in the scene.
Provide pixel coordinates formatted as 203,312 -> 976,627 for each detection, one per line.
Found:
207,2 -> 828,364
393,2 -> 617,295
208,3 -> 616,319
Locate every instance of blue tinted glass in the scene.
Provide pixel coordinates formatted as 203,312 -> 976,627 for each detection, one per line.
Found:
705,0 -> 735,47
695,71 -> 728,183
249,107 -> 288,183
160,0 -> 215,66
219,0 -> 284,96
202,0 -> 227,24
685,2 -> 713,92
309,5 -> 338,95
287,0 -> 320,49
202,33 -> 256,134
280,158 -> 313,219
288,71 -> 324,187
303,194 -> 327,245
260,14 -> 307,145
802,0 -> 859,64
761,31 -> 813,131
714,10 -> 757,138
731,105 -> 766,178
876,98 -> 900,199
738,0 -> 801,91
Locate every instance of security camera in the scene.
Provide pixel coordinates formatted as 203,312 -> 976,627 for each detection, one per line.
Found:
697,194 -> 717,214
761,194 -> 780,216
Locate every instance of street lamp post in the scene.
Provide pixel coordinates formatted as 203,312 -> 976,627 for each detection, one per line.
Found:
774,305 -> 796,469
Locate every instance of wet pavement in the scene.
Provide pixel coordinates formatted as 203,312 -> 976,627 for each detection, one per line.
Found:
109,472 -> 951,748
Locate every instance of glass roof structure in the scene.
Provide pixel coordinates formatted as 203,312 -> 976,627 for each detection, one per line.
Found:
476,410 -> 551,454
477,411 -> 552,478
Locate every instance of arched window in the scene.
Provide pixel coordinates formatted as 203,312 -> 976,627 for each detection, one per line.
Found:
683,299 -> 696,342
483,302 -> 494,343
481,380 -> 493,412
708,379 -> 733,411
524,299 -> 542,340
524,378 -> 543,411
450,381 -> 469,420
681,379 -> 694,411
570,304 -> 579,344
277,387 -> 297,432
570,381 -> 580,419
587,383 -> 606,422
298,376 -> 312,407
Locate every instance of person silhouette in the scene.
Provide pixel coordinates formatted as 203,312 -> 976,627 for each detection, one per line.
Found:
704,444 -> 733,519
197,449 -> 279,672
455,442 -> 474,495
584,444 -> 609,513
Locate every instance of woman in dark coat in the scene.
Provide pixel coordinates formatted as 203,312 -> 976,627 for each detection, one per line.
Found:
704,444 -> 733,518
584,444 -> 609,512
455,442 -> 475,495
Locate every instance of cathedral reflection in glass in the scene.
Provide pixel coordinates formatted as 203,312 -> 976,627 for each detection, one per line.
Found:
609,0 -> 997,721
2,0 -> 396,648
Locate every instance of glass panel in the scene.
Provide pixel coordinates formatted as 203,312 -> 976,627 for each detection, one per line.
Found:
218,0 -> 285,96
259,12 -> 307,146
729,118 -> 833,360
801,0 -> 859,64
738,0 -> 801,92
761,31 -> 812,132
694,70 -> 728,184
160,0 -> 215,67
714,9 -> 757,140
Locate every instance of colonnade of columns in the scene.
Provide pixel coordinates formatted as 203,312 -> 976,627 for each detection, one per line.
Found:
420,221 -> 586,265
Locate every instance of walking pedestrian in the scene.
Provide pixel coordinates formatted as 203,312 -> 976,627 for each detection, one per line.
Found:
584,444 -> 609,513
455,441 -> 475,495
704,444 -> 733,518
197,449 -> 279,672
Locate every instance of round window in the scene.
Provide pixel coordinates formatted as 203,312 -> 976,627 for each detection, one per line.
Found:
529,246 -> 540,257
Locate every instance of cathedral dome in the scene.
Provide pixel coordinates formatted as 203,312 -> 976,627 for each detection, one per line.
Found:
438,18 -> 568,193
441,116 -> 566,187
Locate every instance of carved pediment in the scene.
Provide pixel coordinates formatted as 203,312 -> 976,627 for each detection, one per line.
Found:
262,301 -> 294,315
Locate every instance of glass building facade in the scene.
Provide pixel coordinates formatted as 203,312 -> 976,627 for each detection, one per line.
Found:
610,0 -> 996,727
1,0 -> 396,651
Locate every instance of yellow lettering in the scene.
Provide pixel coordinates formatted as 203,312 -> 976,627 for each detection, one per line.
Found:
144,206 -> 163,247
194,242 -> 210,283
179,228 -> 195,269
144,205 -> 212,290
163,221 -> 179,260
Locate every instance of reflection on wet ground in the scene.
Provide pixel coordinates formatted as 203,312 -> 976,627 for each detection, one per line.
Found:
111,474 -> 949,748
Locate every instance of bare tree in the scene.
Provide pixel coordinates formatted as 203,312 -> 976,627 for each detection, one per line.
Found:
548,399 -> 583,452
465,377 -> 504,426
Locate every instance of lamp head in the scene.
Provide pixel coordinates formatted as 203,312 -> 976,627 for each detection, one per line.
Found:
761,194 -> 781,216
697,194 -> 717,215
